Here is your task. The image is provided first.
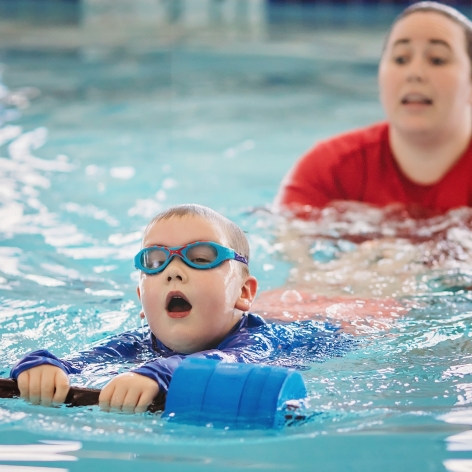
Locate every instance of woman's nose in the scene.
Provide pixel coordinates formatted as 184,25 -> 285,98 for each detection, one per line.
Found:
406,57 -> 426,82
164,257 -> 188,283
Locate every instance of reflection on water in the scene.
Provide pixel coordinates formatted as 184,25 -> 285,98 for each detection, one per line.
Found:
259,203 -> 472,298
0,440 -> 81,461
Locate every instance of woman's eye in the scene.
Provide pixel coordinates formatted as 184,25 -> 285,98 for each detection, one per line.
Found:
430,56 -> 447,65
393,55 -> 409,65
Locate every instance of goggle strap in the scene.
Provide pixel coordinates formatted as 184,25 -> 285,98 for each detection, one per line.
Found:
234,253 -> 248,265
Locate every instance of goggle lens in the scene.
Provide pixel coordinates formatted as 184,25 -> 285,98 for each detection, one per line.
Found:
142,248 -> 167,270
185,243 -> 218,266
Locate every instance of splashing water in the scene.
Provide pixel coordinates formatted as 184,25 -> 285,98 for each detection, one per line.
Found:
250,203 -> 472,298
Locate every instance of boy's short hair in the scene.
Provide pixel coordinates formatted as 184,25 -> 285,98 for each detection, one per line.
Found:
145,204 -> 250,275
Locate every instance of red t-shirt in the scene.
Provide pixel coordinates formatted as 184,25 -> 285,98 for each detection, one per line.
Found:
276,122 -> 472,215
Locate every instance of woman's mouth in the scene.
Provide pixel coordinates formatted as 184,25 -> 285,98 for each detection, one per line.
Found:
166,292 -> 192,318
401,93 -> 433,106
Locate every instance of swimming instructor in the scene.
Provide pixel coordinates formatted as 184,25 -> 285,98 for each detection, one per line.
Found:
275,1 -> 472,215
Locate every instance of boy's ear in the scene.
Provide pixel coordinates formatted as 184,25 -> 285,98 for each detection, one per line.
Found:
234,275 -> 258,312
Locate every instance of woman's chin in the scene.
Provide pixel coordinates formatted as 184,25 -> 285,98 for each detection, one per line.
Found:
393,119 -> 444,141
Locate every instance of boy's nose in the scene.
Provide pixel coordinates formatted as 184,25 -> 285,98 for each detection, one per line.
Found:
164,257 -> 188,283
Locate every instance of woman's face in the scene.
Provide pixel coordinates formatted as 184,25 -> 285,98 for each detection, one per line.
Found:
379,11 -> 472,139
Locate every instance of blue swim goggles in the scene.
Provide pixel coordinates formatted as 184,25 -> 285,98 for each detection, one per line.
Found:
134,241 -> 248,274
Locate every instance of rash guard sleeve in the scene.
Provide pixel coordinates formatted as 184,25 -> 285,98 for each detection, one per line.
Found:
10,329 -> 149,380
10,349 -> 81,379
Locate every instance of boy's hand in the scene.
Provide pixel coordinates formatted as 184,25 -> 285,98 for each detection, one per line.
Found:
17,365 -> 70,407
99,372 -> 159,414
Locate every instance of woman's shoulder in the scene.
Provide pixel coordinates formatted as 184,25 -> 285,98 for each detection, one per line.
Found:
312,122 -> 389,157
276,122 -> 392,209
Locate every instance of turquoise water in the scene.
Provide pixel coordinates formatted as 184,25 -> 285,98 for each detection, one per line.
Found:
1,3 -> 472,471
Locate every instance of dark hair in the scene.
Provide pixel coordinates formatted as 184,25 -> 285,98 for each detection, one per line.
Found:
144,204 -> 250,275
383,1 -> 472,67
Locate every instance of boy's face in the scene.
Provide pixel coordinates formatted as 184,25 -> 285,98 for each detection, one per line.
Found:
137,215 -> 257,353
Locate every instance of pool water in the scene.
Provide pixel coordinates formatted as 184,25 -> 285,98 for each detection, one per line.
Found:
1,2 -> 472,471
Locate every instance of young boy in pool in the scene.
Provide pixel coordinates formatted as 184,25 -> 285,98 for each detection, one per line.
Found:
11,204 -> 349,413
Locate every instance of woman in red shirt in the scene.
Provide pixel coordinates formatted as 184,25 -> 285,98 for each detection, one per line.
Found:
276,2 -> 472,215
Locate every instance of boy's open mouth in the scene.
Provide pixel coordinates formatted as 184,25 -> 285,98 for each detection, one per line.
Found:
166,292 -> 192,318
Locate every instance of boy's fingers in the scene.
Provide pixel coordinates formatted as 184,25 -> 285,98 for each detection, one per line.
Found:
135,390 -> 156,414
109,385 -> 128,411
28,369 -> 42,405
52,370 -> 70,405
17,371 -> 30,400
98,383 -> 114,412
99,375 -> 159,414
40,370 -> 56,407
133,381 -> 159,414
121,389 -> 141,414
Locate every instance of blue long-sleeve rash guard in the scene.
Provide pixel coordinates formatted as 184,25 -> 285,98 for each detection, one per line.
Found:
10,313 -> 354,394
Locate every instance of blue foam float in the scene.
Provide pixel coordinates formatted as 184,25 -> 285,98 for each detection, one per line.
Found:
163,358 -> 307,429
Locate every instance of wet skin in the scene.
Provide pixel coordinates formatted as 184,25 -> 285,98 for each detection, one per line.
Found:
137,215 -> 257,354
